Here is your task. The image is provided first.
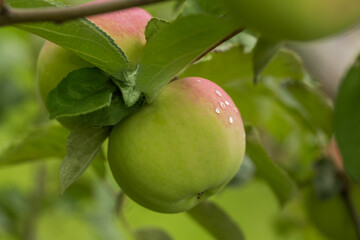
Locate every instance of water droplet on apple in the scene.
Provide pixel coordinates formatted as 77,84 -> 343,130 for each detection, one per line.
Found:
220,102 -> 226,109
234,107 -> 238,113
225,101 -> 230,106
229,116 -> 233,124
215,90 -> 222,97
197,79 -> 202,83
215,108 -> 220,114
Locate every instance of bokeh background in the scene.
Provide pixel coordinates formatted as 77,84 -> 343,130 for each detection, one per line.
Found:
1,1 -> 360,240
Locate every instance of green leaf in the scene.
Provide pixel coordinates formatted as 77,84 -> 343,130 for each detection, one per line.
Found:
263,78 -> 316,134
111,66 -> 141,107
283,81 -> 333,137
81,94 -> 141,127
136,228 -> 173,240
180,46 -> 305,86
0,123 -> 69,166
334,56 -> 360,183
263,49 -> 304,81
136,14 -> 238,102
46,68 -> 116,119
145,18 -> 170,42
253,38 -> 283,83
60,126 -> 111,193
6,0 -> 128,79
180,46 -> 252,85
245,125 -> 298,206
187,201 -> 245,240
214,31 -> 257,54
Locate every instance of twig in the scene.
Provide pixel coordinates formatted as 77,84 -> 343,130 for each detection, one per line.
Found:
191,28 -> 244,64
341,178 -> 360,240
0,0 -> 6,14
0,0 -> 167,27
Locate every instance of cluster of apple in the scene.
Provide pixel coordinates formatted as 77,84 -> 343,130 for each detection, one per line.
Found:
37,5 -> 246,213
37,0 -> 359,213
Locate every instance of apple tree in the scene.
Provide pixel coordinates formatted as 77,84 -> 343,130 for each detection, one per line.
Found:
0,0 -> 359,239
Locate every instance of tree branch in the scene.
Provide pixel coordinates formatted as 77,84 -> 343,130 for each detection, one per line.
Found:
0,0 -> 6,14
0,0 -> 167,27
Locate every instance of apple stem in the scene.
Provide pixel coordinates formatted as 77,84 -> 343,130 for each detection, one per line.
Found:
0,0 -> 168,27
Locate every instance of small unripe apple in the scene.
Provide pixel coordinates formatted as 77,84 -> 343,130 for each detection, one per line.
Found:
37,1 -> 152,129
224,0 -> 360,41
107,77 -> 246,213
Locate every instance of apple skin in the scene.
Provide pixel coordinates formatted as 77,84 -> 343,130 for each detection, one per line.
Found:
107,77 -> 246,213
224,0 -> 360,41
37,2 -> 152,129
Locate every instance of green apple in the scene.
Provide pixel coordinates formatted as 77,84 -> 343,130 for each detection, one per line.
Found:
107,77 -> 246,213
37,1 -> 152,129
223,0 -> 360,41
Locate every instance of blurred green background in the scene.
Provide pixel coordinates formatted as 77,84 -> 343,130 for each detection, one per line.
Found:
1,1 -> 359,240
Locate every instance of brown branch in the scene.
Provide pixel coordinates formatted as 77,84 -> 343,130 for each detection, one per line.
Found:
0,0 -> 167,27
0,0 -> 6,14
191,28 -> 244,64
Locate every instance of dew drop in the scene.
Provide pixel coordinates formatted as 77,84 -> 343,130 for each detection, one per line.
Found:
225,100 -> 230,106
215,90 -> 222,97
220,102 -> 226,109
197,79 -> 202,83
234,107 -> 238,113
215,108 -> 220,114
229,116 -> 233,124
